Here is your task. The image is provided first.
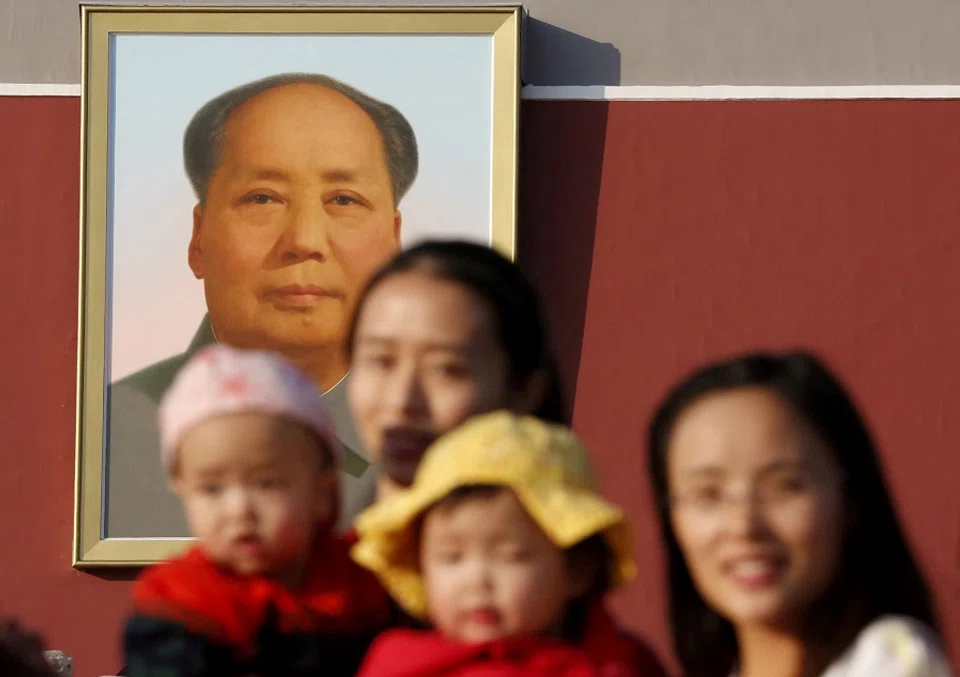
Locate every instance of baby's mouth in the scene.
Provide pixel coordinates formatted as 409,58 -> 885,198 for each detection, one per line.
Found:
232,533 -> 263,555
466,607 -> 502,627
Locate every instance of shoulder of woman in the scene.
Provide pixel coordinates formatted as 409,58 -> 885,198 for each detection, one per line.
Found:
830,616 -> 953,677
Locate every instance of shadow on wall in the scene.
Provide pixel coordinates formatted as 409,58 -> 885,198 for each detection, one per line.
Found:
521,15 -> 622,86
516,19 -> 617,415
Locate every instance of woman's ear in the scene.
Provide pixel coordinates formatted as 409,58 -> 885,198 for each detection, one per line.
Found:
844,496 -> 860,531
510,369 -> 549,416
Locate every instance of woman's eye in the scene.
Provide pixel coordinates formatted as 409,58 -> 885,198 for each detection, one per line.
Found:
694,486 -> 723,502
435,362 -> 471,379
362,352 -> 393,369
199,483 -> 222,496
763,474 -> 808,500
683,485 -> 724,509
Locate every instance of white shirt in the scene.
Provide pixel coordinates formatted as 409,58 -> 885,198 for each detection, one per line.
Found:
820,616 -> 953,677
731,616 -> 953,677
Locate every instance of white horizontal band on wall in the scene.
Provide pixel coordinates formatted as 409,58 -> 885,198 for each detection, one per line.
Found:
521,84 -> 960,101
0,83 -> 82,96
5,82 -> 960,100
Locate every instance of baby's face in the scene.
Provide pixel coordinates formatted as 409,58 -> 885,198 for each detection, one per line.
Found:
420,489 -> 574,643
173,411 -> 336,586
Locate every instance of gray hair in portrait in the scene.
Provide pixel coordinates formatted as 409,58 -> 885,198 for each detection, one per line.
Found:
183,72 -> 420,208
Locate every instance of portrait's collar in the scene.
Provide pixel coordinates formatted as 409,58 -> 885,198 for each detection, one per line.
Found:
197,313 -> 348,395
323,370 -> 349,396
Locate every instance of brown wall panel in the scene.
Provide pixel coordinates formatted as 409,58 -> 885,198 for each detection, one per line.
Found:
1,96 -> 958,676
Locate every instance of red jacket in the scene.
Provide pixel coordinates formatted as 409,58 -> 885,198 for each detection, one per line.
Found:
357,630 -> 609,677
357,605 -> 667,677
581,604 -> 669,677
125,532 -> 391,677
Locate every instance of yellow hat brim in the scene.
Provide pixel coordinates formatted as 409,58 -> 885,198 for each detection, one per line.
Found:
351,474 -> 635,619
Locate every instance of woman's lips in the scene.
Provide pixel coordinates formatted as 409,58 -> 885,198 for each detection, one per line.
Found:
381,427 -> 437,462
724,554 -> 786,589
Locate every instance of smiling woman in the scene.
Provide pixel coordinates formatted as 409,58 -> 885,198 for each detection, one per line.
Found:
646,351 -> 952,677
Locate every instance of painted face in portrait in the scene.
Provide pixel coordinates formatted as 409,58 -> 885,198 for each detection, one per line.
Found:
666,388 -> 847,631
188,83 -> 402,385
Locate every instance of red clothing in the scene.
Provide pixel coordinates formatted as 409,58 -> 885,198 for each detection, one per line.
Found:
132,532 -> 389,649
357,612 -> 663,677
356,630 -> 604,677
126,532 -> 390,676
581,604 -> 669,677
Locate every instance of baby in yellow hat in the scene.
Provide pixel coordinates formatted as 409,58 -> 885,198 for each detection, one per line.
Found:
351,411 -> 668,677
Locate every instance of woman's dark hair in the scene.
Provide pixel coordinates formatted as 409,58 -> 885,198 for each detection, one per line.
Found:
647,351 -> 940,677
347,240 -> 567,424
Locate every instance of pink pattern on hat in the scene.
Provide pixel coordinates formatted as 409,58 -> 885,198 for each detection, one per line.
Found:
157,345 -> 341,474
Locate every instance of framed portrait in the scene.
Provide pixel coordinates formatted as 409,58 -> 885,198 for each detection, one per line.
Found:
75,4 -> 521,566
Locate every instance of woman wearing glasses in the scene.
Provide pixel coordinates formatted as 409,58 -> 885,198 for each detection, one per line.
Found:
646,352 -> 952,677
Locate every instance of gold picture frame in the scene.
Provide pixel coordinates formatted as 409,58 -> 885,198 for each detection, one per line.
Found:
75,4 -> 520,567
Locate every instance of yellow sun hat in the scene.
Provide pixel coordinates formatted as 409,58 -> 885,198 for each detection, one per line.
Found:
350,410 -> 635,619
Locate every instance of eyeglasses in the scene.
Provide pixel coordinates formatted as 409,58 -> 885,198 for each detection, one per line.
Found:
669,473 -> 839,516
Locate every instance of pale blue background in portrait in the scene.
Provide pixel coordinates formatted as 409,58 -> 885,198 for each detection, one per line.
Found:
108,33 -> 493,380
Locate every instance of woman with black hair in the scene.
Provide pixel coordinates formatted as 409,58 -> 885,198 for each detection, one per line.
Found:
647,351 -> 952,677
346,239 -> 567,498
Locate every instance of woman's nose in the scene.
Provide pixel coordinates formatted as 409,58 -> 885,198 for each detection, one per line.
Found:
721,492 -> 772,540
384,364 -> 428,418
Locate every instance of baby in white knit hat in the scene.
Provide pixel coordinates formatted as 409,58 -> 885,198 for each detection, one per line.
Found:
156,343 -> 342,580
123,345 -> 390,677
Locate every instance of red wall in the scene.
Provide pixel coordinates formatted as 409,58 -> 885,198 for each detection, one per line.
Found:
519,99 -> 960,667
1,96 -> 958,676
0,96 -> 135,676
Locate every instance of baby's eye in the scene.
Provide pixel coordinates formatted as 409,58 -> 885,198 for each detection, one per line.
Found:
499,548 -> 531,563
256,476 -> 284,490
199,483 -> 222,496
432,550 -> 462,565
